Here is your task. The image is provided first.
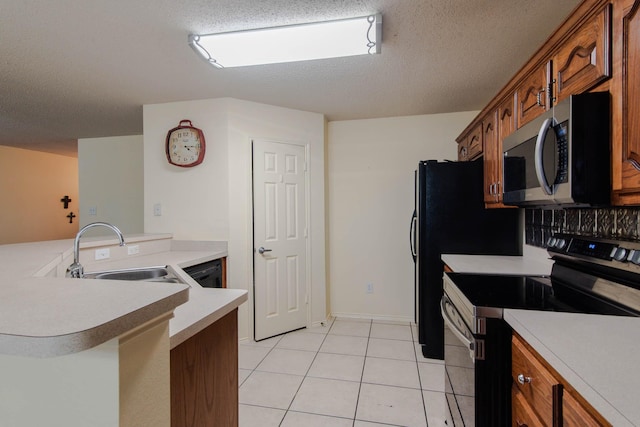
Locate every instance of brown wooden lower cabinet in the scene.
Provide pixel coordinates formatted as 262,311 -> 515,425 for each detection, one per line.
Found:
170,309 -> 239,427
512,332 -> 610,427
513,387 -> 545,427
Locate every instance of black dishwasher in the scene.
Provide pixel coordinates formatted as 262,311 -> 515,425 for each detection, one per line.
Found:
183,258 -> 223,288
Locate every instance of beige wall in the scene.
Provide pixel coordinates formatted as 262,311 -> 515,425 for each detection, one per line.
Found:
327,111 -> 478,321
78,135 -> 144,235
143,98 -> 326,340
0,146 -> 78,244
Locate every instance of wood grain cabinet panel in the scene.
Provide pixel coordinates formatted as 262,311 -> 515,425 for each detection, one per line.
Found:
563,389 -> 605,427
552,4 -> 612,104
516,62 -> 551,128
457,122 -> 483,162
512,332 -> 611,427
512,388 -> 546,427
512,335 -> 559,426
484,95 -> 516,207
482,110 -> 501,205
622,1 -> 640,179
170,309 -> 239,427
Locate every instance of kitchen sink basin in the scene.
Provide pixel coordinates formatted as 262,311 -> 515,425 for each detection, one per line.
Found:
83,266 -> 183,283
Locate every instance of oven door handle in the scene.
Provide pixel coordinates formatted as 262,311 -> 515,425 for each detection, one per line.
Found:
440,296 -> 483,361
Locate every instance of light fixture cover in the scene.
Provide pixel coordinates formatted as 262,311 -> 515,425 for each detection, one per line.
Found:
189,14 -> 381,68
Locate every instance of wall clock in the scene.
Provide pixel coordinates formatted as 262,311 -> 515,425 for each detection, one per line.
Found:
165,119 -> 206,167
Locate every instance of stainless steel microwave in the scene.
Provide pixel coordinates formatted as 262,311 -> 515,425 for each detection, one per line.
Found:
502,92 -> 610,207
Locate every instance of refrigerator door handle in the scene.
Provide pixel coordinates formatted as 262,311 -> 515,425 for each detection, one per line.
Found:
410,210 -> 417,262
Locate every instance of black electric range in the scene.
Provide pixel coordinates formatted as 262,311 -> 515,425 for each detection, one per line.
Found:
442,234 -> 640,427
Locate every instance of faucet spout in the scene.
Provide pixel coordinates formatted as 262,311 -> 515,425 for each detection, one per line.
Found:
66,222 -> 126,278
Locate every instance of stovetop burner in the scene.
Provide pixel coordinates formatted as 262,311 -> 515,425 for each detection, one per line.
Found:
444,234 -> 640,331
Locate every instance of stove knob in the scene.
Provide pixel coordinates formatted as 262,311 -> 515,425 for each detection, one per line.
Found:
628,250 -> 640,265
612,247 -> 628,262
547,237 -> 557,248
555,239 -> 567,250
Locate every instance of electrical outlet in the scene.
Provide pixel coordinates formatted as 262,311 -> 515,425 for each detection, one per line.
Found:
366,282 -> 374,294
95,248 -> 110,260
127,245 -> 140,255
88,206 -> 97,215
153,203 -> 162,216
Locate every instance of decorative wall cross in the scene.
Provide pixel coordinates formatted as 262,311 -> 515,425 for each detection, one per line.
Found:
67,212 -> 76,224
60,195 -> 72,209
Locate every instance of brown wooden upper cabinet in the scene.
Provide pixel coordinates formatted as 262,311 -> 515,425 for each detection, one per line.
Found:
613,0 -> 640,203
517,4 -> 611,129
456,0 -> 626,207
457,122 -> 483,161
484,96 -> 516,207
516,62 -> 552,128
552,4 -> 611,103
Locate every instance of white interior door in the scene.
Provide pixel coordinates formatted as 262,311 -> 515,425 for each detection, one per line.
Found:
253,139 -> 308,341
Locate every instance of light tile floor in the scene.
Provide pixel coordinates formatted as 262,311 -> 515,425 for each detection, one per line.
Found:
239,317 -> 448,427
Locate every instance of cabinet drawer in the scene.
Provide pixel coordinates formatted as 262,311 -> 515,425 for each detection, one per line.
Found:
512,335 -> 559,425
512,388 -> 546,427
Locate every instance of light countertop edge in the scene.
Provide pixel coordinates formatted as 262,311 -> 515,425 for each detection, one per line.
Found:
0,285 -> 189,358
0,237 -> 246,358
505,309 -> 640,427
169,288 -> 248,349
442,252 -> 553,276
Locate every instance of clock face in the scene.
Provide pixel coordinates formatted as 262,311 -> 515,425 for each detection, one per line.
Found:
166,124 -> 205,167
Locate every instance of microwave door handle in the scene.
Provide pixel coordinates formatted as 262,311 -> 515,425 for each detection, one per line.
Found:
534,117 -> 555,195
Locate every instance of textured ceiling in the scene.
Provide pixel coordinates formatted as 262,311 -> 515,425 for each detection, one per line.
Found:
0,0 -> 581,157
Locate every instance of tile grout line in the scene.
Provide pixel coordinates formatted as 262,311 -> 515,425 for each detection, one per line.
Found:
411,322 -> 431,427
277,320 -> 335,426
351,318 -> 373,427
241,319 -> 438,426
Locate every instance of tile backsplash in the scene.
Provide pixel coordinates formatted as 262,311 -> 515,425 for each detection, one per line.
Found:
525,207 -> 640,248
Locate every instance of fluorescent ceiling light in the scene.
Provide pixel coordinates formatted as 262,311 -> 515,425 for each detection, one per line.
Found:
189,14 -> 381,68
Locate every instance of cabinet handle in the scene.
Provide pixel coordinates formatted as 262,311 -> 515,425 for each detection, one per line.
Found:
517,374 -> 532,385
516,420 -> 528,427
536,89 -> 546,108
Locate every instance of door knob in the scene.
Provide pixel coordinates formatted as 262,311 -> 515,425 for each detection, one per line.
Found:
258,247 -> 272,254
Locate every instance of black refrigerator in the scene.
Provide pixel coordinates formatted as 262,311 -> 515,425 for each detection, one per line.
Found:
410,160 -> 522,359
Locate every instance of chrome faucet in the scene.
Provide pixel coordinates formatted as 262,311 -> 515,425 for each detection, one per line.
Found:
66,222 -> 125,278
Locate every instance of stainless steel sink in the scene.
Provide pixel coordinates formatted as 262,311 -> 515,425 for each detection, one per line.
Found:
82,266 -> 183,283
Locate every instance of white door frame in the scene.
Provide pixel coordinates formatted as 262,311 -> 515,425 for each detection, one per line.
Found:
251,138 -> 312,340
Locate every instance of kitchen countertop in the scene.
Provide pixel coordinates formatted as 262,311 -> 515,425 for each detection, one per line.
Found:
0,235 -> 247,357
442,248 -> 553,276
506,310 -> 640,426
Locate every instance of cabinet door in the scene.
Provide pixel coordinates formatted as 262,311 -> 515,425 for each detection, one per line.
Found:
622,1 -> 640,175
553,4 -> 612,104
513,388 -> 546,427
466,123 -> 483,160
516,62 -> 551,128
512,334 -> 559,425
563,389 -> 607,427
458,123 -> 483,162
483,110 -> 499,204
494,95 -> 516,206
